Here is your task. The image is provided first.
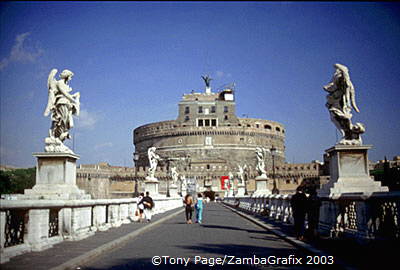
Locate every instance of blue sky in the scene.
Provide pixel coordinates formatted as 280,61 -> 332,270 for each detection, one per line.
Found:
1,2 -> 399,167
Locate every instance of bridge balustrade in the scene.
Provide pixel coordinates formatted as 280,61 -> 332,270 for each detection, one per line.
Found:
224,192 -> 400,242
0,197 -> 182,263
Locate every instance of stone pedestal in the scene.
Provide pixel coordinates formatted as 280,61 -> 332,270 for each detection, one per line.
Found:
253,176 -> 271,196
237,184 -> 246,196
144,177 -> 159,196
169,184 -> 178,197
24,152 -> 90,200
318,145 -> 388,197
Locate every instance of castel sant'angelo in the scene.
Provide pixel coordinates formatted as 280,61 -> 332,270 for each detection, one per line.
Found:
133,76 -> 287,193
77,76 -> 322,199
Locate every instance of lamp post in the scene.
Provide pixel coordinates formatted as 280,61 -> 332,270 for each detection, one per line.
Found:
166,159 -> 171,197
270,146 -> 278,194
133,152 -> 140,197
181,154 -> 191,196
244,165 -> 249,196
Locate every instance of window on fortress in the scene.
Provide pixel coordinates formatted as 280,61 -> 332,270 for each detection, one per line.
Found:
256,124 -> 260,128
224,106 -> 228,113
276,127 -> 281,132
198,106 -> 203,113
211,119 -> 217,126
211,106 -> 216,113
205,119 -> 210,126
185,116 -> 190,121
224,115 -> 228,120
198,119 -> 204,127
264,125 -> 272,130
185,107 -> 190,114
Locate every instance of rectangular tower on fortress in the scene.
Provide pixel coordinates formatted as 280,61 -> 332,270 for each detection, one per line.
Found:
177,88 -> 238,128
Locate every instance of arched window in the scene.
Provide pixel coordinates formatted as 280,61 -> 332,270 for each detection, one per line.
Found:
264,125 -> 271,129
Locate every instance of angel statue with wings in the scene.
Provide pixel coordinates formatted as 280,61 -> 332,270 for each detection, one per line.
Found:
237,164 -> 247,185
201,75 -> 212,88
44,69 -> 80,153
170,166 -> 179,185
147,147 -> 161,179
255,147 -> 267,178
323,64 -> 365,145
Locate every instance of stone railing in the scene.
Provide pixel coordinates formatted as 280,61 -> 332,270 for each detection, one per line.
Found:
0,197 -> 183,263
224,194 -> 294,224
224,191 -> 400,242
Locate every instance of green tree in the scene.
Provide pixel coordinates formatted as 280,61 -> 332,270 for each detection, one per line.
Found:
0,168 -> 36,194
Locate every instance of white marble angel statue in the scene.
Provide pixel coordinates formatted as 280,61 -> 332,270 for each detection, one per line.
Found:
255,147 -> 267,177
228,172 -> 234,189
147,147 -> 161,179
180,175 -> 187,190
237,164 -> 247,185
323,64 -> 365,145
44,69 -> 80,153
170,166 -> 179,185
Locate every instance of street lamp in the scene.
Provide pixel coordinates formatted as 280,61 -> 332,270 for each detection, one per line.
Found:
244,165 -> 249,196
166,159 -> 171,197
133,152 -> 140,197
270,146 -> 278,194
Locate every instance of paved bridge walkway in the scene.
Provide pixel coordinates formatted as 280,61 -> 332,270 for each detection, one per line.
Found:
3,202 -> 356,270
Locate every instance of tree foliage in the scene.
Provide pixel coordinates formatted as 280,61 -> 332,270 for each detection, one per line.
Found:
0,168 -> 36,194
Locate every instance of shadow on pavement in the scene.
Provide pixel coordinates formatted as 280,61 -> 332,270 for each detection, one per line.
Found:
82,243 -> 332,270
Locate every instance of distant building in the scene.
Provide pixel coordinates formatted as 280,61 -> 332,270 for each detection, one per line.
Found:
133,80 -> 286,196
77,78 -> 330,198
76,162 -> 173,199
373,156 -> 400,170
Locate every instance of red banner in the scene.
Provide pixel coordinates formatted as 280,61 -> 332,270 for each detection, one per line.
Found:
220,176 -> 230,190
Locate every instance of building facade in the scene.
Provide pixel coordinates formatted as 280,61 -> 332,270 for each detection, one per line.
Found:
133,81 -> 287,195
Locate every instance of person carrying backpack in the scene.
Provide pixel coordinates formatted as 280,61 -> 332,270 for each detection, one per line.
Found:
140,191 -> 154,222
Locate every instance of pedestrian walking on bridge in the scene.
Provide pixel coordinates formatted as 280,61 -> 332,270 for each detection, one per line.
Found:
184,194 -> 194,224
195,193 -> 204,224
290,187 -> 308,240
140,191 -> 154,222
306,189 -> 321,239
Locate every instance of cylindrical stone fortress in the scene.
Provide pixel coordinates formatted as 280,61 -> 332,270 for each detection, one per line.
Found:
133,85 -> 286,194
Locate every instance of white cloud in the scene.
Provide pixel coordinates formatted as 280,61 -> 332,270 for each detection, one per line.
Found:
0,32 -> 44,71
77,109 -> 97,129
94,142 -> 113,150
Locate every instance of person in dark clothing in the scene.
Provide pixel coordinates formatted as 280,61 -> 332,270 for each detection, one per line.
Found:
184,194 -> 194,224
306,189 -> 321,239
290,187 -> 308,240
137,192 -> 145,222
140,191 -> 154,222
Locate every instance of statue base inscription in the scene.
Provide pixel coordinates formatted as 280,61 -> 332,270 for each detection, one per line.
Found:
24,152 -> 90,200
318,145 -> 388,197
